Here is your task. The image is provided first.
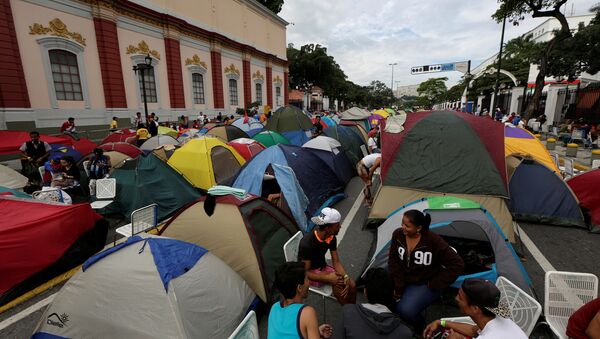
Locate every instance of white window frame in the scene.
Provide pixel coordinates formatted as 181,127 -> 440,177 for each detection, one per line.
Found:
254,81 -> 264,105
225,72 -> 240,107
275,86 -> 282,106
187,65 -> 207,106
37,37 -> 90,109
130,55 -> 162,109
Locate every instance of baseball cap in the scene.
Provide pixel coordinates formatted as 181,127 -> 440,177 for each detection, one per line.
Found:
311,207 -> 341,226
462,278 -> 511,319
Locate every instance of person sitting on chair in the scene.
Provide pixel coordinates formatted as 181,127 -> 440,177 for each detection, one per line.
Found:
87,148 -> 111,195
51,156 -> 80,189
298,207 -> 356,305
268,262 -> 333,339
19,131 -> 51,185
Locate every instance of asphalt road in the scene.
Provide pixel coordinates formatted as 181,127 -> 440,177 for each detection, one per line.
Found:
2,177 -> 599,338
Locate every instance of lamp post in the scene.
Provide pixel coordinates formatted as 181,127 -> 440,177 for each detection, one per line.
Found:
389,62 -> 398,92
492,15 -> 507,113
132,54 -> 154,123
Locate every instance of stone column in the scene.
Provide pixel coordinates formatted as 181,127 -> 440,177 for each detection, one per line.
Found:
544,84 -> 567,125
210,41 -> 224,109
509,87 -> 524,115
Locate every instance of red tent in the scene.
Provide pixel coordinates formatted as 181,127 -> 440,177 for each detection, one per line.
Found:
0,131 -> 73,155
100,129 -> 136,145
0,198 -> 102,295
70,137 -> 97,156
567,169 -> 600,233
228,138 -> 266,160
99,142 -> 142,158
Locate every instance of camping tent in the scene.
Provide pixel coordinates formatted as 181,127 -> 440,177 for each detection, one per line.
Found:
0,131 -> 73,155
0,197 -> 107,306
49,144 -> 83,162
339,120 -> 370,144
151,145 -> 176,162
231,117 -> 264,137
340,107 -> 371,131
228,138 -> 266,160
321,116 -> 337,128
157,126 -> 178,138
0,164 -> 28,190
302,136 -> 354,184
505,126 -> 559,173
324,124 -> 368,165
233,144 -> 344,223
160,194 -> 299,302
507,157 -> 585,227
370,110 -> 514,240
364,196 -> 532,293
99,142 -> 142,158
201,124 -> 249,141
70,137 -> 97,156
0,186 -> 30,199
33,235 -> 255,339
567,169 -> 600,233
253,130 -> 290,147
140,135 -> 179,152
373,109 -> 389,118
104,154 -> 201,221
100,129 -> 136,145
265,105 -> 314,146
167,137 -> 245,190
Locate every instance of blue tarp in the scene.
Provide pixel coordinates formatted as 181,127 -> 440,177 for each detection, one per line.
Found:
509,159 -> 585,227
50,144 -> 83,162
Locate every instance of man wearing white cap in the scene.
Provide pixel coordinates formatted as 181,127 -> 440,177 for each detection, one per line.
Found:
298,207 -> 356,305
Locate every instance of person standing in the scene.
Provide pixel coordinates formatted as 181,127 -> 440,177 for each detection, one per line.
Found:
268,262 -> 333,339
19,131 -> 51,184
313,115 -> 324,137
135,127 -> 150,147
298,207 -> 357,305
388,210 -> 464,330
147,115 -> 158,137
110,116 -> 118,131
133,112 -> 144,129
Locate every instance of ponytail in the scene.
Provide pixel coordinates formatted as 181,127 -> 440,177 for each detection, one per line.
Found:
404,209 -> 431,232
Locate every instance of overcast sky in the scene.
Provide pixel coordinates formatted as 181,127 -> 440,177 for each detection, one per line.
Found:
279,0 -> 597,88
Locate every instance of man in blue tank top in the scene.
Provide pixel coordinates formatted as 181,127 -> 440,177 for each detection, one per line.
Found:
268,262 -> 333,338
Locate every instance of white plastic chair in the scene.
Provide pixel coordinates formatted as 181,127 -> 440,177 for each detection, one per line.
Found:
563,158 -> 574,179
115,203 -> 158,237
228,310 -> 259,339
550,152 -> 561,171
592,160 -> 600,170
543,271 -> 599,339
90,178 -> 116,209
496,276 -> 542,336
82,160 -> 90,177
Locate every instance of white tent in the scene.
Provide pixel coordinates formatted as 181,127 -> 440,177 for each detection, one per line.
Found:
0,164 -> 28,189
33,235 -> 256,339
302,136 -> 342,154
140,135 -> 179,152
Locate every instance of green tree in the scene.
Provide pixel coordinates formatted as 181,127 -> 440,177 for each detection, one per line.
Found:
258,0 -> 284,14
493,0 -> 572,118
417,77 -> 448,108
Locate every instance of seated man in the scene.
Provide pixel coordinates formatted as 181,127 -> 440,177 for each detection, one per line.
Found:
87,148 -> 111,195
567,297 -> 600,339
20,131 -> 51,185
336,268 -> 412,338
298,207 -> 356,305
423,278 -> 526,339
268,262 -> 332,339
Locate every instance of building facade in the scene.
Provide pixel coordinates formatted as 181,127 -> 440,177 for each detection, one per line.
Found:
394,84 -> 419,98
0,0 -> 289,132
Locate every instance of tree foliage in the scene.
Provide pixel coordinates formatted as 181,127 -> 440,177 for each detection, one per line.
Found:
416,77 -> 448,108
258,0 -> 284,14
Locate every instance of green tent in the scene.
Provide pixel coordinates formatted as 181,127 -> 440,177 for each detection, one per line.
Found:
253,130 -> 290,148
105,154 -> 201,221
266,105 -> 313,132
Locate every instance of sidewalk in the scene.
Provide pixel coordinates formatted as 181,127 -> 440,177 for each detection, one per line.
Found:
541,140 -> 593,171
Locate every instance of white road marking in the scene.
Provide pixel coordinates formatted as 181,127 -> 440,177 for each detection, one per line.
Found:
0,294 -> 55,331
326,189 -> 364,260
515,223 -> 556,273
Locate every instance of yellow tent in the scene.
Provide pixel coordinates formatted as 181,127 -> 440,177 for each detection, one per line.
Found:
167,137 -> 245,190
504,127 -> 559,173
158,126 -> 178,138
373,109 -> 389,118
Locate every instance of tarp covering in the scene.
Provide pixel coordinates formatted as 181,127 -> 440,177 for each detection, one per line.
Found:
505,126 -> 559,173
160,195 -> 299,302
105,154 -> 201,220
0,131 -> 73,155
167,137 -> 245,190
567,169 -> 600,233
0,164 -> 28,189
381,110 -> 508,197
0,198 -> 101,295
508,158 -> 585,227
33,234 -> 255,339
364,196 -> 531,293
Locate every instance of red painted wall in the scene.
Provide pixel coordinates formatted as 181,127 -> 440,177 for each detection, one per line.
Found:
266,66 -> 273,108
164,38 -> 185,108
0,0 -> 30,108
93,17 -> 127,108
211,50 -> 224,108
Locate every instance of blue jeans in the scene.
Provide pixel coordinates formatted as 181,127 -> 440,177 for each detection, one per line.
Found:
394,284 -> 440,326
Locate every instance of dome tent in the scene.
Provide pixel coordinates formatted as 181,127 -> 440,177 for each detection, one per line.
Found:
32,235 -> 255,339
228,138 -> 266,160
252,130 -> 290,147
265,105 -> 313,146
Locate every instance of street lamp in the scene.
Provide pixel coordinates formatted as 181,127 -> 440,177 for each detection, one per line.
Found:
132,54 -> 154,123
389,63 -> 398,93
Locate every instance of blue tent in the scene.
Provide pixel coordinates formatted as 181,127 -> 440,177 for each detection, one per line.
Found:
508,158 -> 585,227
304,148 -> 354,185
233,145 -> 344,230
50,144 -> 83,162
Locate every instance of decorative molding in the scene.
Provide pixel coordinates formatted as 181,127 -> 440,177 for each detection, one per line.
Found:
224,63 -> 240,76
126,40 -> 160,60
29,18 -> 86,46
273,75 -> 283,85
252,70 -> 264,81
185,54 -> 207,69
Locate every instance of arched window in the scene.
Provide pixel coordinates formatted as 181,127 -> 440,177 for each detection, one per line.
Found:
255,83 -> 263,105
137,64 -> 157,103
229,79 -> 238,106
49,49 -> 82,101
192,73 -> 205,104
